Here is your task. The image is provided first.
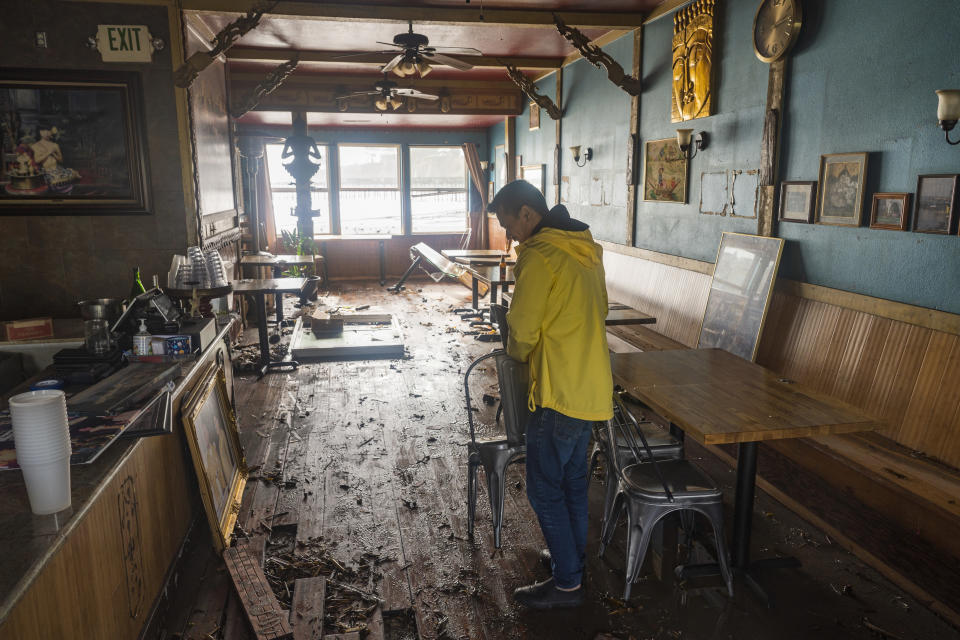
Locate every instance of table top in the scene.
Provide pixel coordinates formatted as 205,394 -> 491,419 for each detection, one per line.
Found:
611,348 -> 881,446
465,265 -> 515,286
442,249 -> 515,260
231,278 -> 308,294
452,256 -> 517,267
240,254 -> 315,267
606,308 -> 656,326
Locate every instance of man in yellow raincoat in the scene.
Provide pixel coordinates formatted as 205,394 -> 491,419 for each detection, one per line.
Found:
488,180 -> 613,609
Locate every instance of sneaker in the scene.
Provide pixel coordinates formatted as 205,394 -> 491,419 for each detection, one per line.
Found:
513,577 -> 584,610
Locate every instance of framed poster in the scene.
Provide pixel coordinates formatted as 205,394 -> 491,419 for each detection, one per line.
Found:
495,144 -> 506,190
815,152 -> 868,226
520,164 -> 545,195
870,193 -> 910,231
0,69 -> 151,214
182,364 -> 247,551
913,174 -> 958,234
529,101 -> 540,131
698,232 -> 784,362
779,181 -> 816,223
643,137 -> 688,203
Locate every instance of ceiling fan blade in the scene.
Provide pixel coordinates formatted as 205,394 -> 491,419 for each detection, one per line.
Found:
330,50 -> 395,60
376,41 -> 404,48
337,90 -> 379,99
394,89 -> 438,101
433,46 -> 483,56
423,52 -> 474,71
381,53 -> 405,73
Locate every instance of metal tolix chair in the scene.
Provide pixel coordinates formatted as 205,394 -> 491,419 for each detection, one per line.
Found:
601,393 -> 734,600
465,348 -> 530,548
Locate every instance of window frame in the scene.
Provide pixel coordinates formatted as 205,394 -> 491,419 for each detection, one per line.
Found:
408,144 -> 469,235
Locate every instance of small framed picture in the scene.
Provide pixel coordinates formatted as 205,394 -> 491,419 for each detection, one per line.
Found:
487,180 -> 495,203
870,193 -> 910,230
815,152 -> 868,226
529,102 -> 540,131
913,174 -> 959,234
779,181 -> 816,223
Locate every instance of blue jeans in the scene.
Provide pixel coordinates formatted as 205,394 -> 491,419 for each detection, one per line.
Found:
525,407 -> 593,589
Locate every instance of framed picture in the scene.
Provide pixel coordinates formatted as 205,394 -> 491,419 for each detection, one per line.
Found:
643,137 -> 688,203
529,102 -> 540,131
779,181 -> 816,223
870,193 -> 910,230
698,232 -> 785,362
815,152 -> 868,226
520,164 -> 545,195
495,144 -> 506,189
182,364 -> 247,551
487,180 -> 495,203
913,174 -> 958,234
0,69 -> 151,215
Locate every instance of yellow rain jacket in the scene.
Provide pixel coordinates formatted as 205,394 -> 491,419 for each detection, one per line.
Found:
506,223 -> 613,421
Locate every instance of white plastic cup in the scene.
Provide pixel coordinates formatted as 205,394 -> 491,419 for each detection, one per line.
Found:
19,455 -> 72,515
9,390 -> 71,463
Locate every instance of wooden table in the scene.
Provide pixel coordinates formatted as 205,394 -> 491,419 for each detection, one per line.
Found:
610,348 -> 881,602
240,254 -> 317,323
464,265 -> 515,307
232,278 -> 307,376
441,249 -> 515,260
501,293 -> 656,327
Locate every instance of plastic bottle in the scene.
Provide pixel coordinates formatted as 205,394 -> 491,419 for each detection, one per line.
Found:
133,318 -> 152,356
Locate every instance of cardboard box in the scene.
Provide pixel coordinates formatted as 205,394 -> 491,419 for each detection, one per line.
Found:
2,317 -> 54,342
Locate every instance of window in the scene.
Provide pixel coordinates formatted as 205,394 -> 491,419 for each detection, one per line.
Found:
410,146 -> 468,233
264,142 -> 330,236
338,144 -> 401,235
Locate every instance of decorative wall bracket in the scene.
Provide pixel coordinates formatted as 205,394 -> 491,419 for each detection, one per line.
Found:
503,63 -> 562,120
174,0 -> 278,88
230,55 -> 299,118
553,14 -> 642,97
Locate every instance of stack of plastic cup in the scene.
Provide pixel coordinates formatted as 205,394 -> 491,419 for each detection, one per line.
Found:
8,390 -> 72,515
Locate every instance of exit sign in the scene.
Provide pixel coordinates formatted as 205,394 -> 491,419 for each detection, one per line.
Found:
95,25 -> 157,62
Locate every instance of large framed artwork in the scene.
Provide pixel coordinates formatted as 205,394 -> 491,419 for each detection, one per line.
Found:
643,137 -> 688,203
0,69 -> 151,215
698,232 -> 784,362
815,152 -> 868,226
182,363 -> 247,551
913,174 -> 958,235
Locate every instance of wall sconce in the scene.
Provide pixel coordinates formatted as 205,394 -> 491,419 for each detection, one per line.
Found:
676,128 -> 707,159
569,145 -> 592,167
480,160 -> 489,171
936,90 -> 960,145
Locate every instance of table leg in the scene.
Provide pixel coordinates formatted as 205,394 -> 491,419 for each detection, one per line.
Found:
272,266 -> 284,324
471,276 -> 479,309
732,442 -> 758,569
490,283 -> 499,306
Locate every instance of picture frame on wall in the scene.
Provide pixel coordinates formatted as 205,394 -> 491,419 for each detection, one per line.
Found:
643,137 -> 688,203
913,174 -> 958,235
495,144 -> 506,190
520,164 -> 545,195
488,180 -> 495,203
779,181 -> 816,223
529,102 -> 540,131
182,364 -> 247,551
815,152 -> 868,226
0,69 -> 151,215
870,193 -> 911,231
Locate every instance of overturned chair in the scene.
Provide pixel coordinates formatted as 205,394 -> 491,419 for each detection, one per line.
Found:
601,393 -> 734,599
465,348 -> 531,548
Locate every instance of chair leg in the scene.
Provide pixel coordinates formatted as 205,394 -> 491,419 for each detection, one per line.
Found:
600,463 -> 619,537
486,467 -> 506,549
623,507 -> 660,600
599,490 -> 624,558
704,504 -> 735,598
467,458 -> 479,540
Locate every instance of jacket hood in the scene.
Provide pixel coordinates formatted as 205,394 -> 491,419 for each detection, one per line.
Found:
525,206 -> 603,268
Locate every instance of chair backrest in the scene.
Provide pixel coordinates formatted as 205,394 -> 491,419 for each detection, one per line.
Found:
612,393 -> 675,501
491,303 -> 509,348
494,352 -> 531,446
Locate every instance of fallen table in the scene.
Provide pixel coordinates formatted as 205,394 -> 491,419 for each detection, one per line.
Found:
610,348 -> 881,604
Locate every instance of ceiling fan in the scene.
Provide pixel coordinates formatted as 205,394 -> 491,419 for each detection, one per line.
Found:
375,20 -> 482,78
336,74 -> 439,111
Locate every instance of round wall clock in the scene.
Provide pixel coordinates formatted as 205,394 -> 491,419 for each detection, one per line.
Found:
752,0 -> 803,63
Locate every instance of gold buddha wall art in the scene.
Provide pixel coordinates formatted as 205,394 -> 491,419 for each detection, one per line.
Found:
672,0 -> 716,123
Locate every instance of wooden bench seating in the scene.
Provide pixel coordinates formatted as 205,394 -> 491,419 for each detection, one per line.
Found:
600,244 -> 960,625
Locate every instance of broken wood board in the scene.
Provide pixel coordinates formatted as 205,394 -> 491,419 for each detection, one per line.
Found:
291,577 -> 325,640
224,545 -> 294,640
290,317 -> 404,361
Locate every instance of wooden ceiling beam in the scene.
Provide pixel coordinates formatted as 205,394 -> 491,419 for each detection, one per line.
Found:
226,47 -> 563,70
181,1 -> 646,29
230,72 -> 519,91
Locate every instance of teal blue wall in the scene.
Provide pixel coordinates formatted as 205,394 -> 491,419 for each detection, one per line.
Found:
491,0 -> 960,314
516,74 -> 557,205
488,119 -> 505,192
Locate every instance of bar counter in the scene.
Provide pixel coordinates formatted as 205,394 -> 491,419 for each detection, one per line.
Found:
0,320 -> 235,639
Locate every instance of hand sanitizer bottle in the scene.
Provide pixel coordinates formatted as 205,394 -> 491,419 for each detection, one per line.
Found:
133,318 -> 152,356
